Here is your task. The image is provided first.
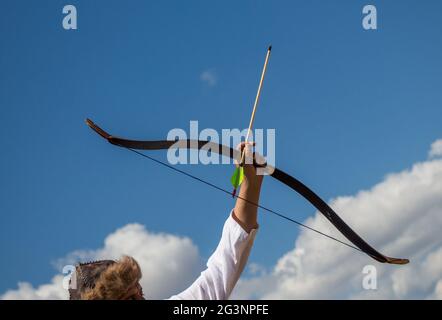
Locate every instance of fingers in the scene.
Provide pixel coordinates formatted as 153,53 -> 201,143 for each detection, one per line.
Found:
235,141 -> 255,166
236,141 -> 256,151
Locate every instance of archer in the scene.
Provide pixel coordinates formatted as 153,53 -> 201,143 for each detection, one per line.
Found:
69,142 -> 263,300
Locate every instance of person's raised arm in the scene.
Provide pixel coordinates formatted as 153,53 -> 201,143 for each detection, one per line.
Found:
232,142 -> 263,233
168,142 -> 264,300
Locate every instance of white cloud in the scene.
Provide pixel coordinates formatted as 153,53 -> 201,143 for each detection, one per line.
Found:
1,276 -> 68,300
2,224 -> 203,300
200,69 -> 217,86
432,279 -> 442,299
429,139 -> 442,158
3,139 -> 442,300
232,141 -> 442,300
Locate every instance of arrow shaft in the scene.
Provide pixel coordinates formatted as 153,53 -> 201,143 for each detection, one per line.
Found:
240,46 -> 272,165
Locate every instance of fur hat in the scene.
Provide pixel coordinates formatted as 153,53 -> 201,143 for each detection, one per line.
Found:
69,256 -> 143,300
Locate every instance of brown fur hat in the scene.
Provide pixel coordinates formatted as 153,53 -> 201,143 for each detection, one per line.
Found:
69,256 -> 143,300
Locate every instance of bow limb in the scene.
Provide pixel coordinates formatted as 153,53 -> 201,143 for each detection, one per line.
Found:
85,119 -> 409,265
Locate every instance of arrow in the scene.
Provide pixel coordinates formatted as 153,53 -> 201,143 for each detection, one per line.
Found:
231,45 -> 272,197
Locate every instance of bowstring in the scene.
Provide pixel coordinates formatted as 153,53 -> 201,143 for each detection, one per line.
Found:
123,146 -> 363,254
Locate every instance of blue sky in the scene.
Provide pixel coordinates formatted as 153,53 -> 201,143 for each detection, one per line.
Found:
0,0 -> 441,295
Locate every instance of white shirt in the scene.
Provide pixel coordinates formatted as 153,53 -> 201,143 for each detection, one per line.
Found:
168,211 -> 258,300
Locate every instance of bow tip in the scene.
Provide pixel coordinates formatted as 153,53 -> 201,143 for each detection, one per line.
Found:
85,118 -> 112,140
385,257 -> 410,265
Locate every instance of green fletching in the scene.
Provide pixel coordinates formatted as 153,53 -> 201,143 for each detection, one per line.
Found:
231,167 -> 244,189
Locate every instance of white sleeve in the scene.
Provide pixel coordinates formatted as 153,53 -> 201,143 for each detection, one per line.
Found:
168,210 -> 258,300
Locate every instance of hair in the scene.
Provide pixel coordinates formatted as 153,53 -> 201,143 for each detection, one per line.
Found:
69,256 -> 144,300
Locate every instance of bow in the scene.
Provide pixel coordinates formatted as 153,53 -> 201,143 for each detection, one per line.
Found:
86,119 -> 409,265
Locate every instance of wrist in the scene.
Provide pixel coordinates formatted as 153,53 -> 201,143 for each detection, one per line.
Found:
242,175 -> 263,190
240,179 -> 262,200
